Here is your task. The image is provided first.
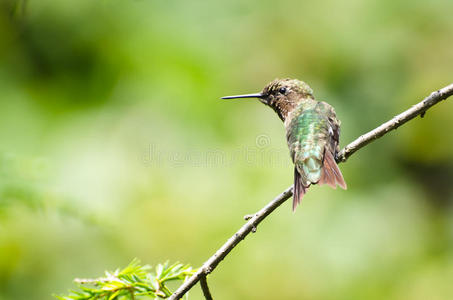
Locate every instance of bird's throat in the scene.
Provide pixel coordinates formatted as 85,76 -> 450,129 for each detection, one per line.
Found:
271,97 -> 316,123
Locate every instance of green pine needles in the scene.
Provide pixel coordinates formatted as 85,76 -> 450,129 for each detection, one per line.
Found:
56,259 -> 195,300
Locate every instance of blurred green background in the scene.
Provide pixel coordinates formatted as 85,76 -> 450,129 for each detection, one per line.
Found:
1,0 -> 453,299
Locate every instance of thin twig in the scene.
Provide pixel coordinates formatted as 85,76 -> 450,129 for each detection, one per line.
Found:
199,275 -> 213,300
168,186 -> 293,300
129,287 -> 135,300
336,83 -> 453,162
169,83 -> 453,300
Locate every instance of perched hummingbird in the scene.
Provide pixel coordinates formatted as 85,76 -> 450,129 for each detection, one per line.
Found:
222,78 -> 346,210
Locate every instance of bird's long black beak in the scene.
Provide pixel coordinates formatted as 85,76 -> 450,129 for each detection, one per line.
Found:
221,93 -> 263,100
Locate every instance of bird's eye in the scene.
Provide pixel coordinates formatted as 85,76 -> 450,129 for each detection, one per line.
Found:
278,87 -> 287,94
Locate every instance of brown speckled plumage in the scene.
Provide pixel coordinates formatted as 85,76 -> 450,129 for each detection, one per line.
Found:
222,78 -> 346,211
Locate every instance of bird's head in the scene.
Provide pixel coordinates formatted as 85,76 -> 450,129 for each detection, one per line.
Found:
222,78 -> 314,121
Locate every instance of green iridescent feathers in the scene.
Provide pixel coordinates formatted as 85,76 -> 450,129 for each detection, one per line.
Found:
287,100 -> 346,210
222,78 -> 347,211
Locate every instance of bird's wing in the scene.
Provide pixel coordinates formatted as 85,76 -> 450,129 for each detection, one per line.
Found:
316,102 -> 346,189
287,102 -> 346,210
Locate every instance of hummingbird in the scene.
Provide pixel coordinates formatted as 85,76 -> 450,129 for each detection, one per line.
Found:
222,78 -> 346,211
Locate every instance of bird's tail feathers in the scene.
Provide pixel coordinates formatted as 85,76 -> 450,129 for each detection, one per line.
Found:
293,150 -> 346,211
318,150 -> 347,190
293,167 -> 306,211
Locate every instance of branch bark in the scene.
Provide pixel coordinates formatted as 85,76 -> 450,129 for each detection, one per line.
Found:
337,83 -> 453,162
168,83 -> 453,300
199,275 -> 213,300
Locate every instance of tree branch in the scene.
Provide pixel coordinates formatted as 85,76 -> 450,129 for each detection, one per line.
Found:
199,275 -> 213,300
168,83 -> 453,300
336,83 -> 453,162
